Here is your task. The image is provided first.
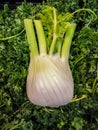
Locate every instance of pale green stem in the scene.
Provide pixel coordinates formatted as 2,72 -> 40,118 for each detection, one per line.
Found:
49,7 -> 57,55
24,19 -> 38,59
57,38 -> 62,55
49,35 -> 57,55
34,20 -> 47,55
74,56 -> 84,66
71,95 -> 87,103
72,8 -> 97,21
0,29 -> 24,41
61,23 -> 76,61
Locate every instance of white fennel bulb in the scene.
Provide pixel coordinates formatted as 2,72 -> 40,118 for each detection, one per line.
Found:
27,54 -> 74,107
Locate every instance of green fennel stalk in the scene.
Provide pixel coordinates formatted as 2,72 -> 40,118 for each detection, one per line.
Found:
34,20 -> 47,55
24,19 -> 38,58
61,23 -> 76,61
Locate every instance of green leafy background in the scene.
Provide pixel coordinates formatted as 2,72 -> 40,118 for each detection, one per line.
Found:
0,0 -> 98,129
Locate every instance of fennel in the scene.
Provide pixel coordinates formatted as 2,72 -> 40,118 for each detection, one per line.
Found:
24,17 -> 76,107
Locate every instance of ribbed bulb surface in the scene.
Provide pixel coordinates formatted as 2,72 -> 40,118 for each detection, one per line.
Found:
26,54 -> 74,107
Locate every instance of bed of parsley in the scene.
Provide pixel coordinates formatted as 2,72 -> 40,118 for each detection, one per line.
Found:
0,0 -> 98,130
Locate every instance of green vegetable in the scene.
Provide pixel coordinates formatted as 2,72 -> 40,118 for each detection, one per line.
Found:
24,17 -> 76,107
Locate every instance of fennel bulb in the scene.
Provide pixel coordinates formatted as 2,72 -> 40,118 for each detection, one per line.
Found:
27,54 -> 74,107
24,7 -> 76,107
